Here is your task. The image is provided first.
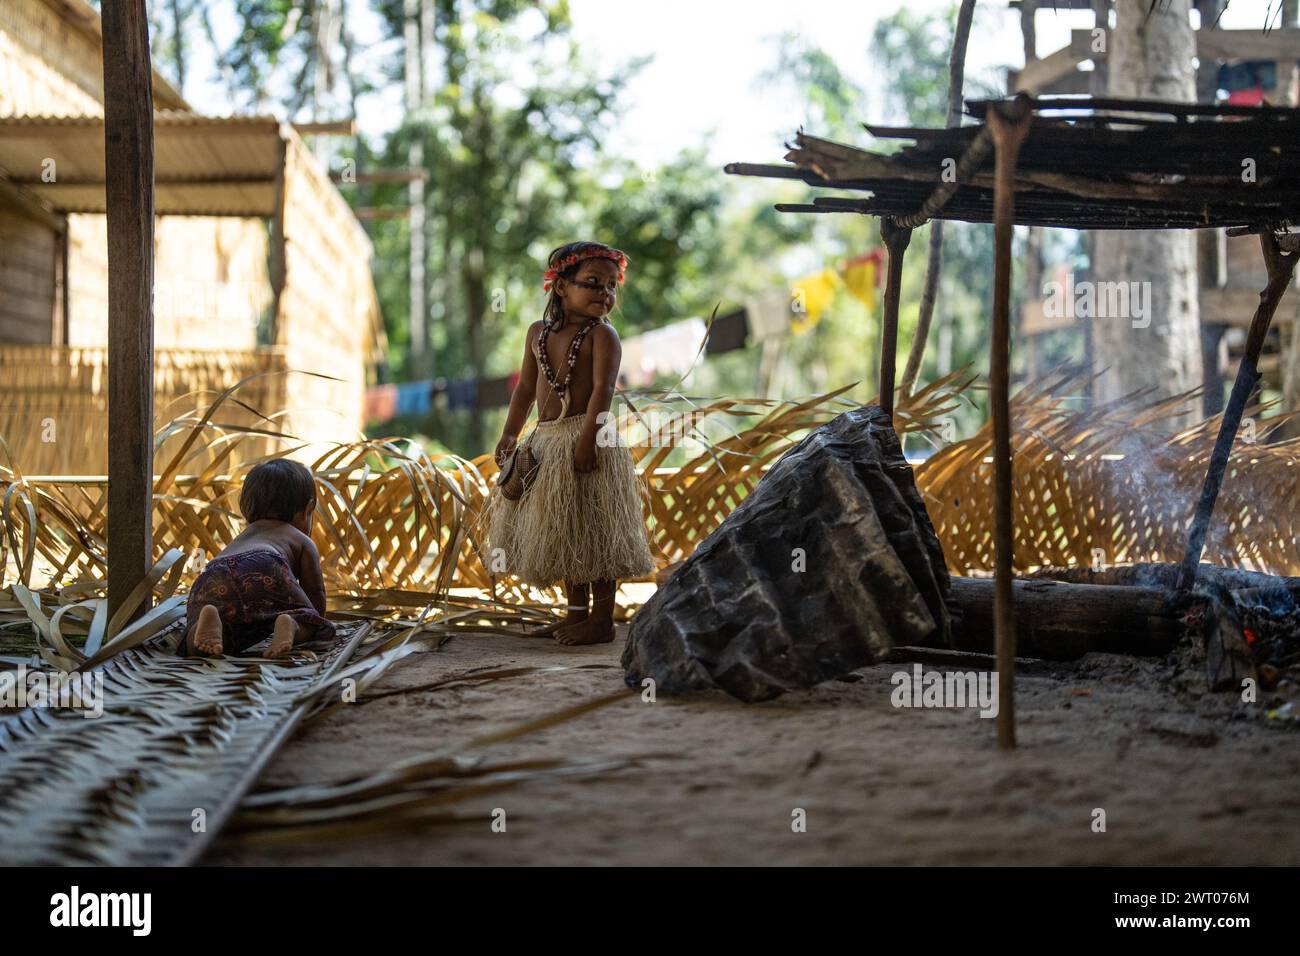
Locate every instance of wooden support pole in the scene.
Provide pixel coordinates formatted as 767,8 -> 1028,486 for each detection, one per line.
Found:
101,0 -> 155,625
269,137 -> 288,344
1177,232 -> 1299,592
986,96 -> 1032,750
879,218 -> 911,420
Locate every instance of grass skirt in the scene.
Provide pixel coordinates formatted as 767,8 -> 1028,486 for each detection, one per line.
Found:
486,414 -> 656,587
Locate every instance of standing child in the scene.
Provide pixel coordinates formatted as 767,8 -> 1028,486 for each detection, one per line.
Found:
180,459 -> 336,658
487,241 -> 655,645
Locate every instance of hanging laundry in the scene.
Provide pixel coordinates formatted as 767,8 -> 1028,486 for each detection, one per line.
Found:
842,249 -> 884,311
364,384 -> 398,424
705,308 -> 749,355
744,288 -> 795,341
395,380 -> 433,417
445,378 -> 478,411
476,374 -> 515,408
619,334 -> 652,387
619,317 -> 709,387
638,317 -> 707,383
789,267 -> 840,334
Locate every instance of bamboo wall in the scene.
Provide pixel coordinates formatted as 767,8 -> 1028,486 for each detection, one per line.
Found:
0,346 -> 288,475
0,203 -> 59,344
274,132 -> 386,457
0,0 -> 104,117
65,215 -> 268,350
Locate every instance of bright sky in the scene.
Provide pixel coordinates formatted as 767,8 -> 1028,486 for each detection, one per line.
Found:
184,0 -> 1277,167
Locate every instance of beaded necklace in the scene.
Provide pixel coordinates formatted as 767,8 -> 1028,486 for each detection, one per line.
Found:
536,315 -> 603,417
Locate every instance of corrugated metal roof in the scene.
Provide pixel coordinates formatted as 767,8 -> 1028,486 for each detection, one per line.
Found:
0,113 -> 285,215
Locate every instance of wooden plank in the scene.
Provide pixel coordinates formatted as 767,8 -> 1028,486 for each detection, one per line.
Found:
987,97 -> 1033,750
330,169 -> 428,184
101,0 -> 155,625
291,119 -> 357,136
1019,297 -> 1078,335
1011,44 -> 1089,94
1059,26 -> 1300,65
1196,27 -> 1300,62
353,206 -> 413,220
1201,285 -> 1299,324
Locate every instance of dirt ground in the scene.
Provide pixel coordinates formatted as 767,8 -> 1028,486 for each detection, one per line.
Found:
208,608 -> 1300,866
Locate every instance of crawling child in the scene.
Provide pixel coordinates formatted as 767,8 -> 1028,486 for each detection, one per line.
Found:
179,459 -> 336,658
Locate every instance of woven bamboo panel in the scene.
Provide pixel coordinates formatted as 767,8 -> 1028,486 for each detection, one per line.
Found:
0,380 -> 968,598
9,374 -> 1294,599
0,345 -> 289,475
273,133 -> 387,459
915,376 -> 1300,575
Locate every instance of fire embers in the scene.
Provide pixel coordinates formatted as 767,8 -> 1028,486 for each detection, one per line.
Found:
1190,584 -> 1300,721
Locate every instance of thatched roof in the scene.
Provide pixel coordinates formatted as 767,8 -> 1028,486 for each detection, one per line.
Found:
726,96 -> 1300,232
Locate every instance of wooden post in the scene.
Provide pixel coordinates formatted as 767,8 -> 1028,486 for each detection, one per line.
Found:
986,97 -> 1032,750
101,1 -> 156,625
1177,232 -> 1299,592
879,218 -> 911,420
269,135 -> 288,344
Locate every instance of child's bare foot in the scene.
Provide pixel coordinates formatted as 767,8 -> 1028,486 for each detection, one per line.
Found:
190,604 -> 224,656
265,613 -> 299,658
526,605 -> 588,638
554,615 -> 615,646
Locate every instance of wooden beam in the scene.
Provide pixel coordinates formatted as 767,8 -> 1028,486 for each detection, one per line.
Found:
1201,285 -> 1298,324
0,177 -> 66,233
879,219 -> 911,420
948,577 -> 1185,660
1012,43 -> 1089,94
986,95 -> 1033,750
1195,27 -> 1300,62
12,175 -> 278,187
330,169 -> 429,184
291,120 -> 357,137
1023,26 -> 1300,97
352,207 -> 412,220
1061,26 -> 1300,64
101,0 -> 156,626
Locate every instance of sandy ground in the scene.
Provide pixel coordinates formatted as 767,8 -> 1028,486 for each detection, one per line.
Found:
207,613 -> 1300,866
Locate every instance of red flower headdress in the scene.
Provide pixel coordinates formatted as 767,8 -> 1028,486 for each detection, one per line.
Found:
542,247 -> 628,292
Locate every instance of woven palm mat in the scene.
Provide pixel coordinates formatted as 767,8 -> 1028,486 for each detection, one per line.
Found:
0,620 -> 371,865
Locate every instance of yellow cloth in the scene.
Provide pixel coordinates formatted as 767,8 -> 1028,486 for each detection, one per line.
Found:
790,268 -> 840,335
842,253 -> 880,311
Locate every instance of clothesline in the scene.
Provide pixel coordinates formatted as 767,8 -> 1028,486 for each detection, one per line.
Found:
364,370 -> 520,423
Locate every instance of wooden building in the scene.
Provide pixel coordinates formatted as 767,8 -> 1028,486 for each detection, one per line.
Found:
0,0 -> 385,474
1009,4 -> 1300,412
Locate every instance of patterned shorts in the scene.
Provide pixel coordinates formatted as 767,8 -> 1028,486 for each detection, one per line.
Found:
180,548 -> 336,656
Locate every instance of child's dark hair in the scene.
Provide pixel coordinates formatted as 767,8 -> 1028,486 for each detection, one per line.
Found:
239,459 -> 316,523
543,241 -> 628,329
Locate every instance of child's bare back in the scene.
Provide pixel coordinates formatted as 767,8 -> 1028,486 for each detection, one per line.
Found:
181,460 -> 334,659
222,520 -> 325,609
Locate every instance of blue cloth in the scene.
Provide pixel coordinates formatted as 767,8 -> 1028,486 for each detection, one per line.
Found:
395,381 -> 432,416
445,378 -> 478,411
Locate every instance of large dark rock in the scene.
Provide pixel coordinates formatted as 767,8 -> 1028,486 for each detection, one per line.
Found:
622,405 -> 951,702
